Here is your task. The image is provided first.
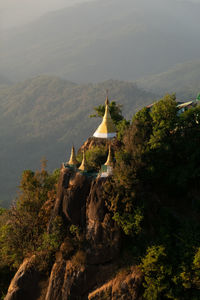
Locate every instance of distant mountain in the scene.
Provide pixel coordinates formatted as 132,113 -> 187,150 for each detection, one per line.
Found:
0,75 -> 157,206
0,74 -> 12,86
1,0 -> 200,82
137,60 -> 200,101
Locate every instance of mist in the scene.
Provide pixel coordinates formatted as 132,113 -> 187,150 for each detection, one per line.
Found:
1,0 -> 200,30
0,0 -> 96,29
1,0 -> 200,83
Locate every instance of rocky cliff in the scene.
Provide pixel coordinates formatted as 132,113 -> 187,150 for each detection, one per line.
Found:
5,166 -> 143,300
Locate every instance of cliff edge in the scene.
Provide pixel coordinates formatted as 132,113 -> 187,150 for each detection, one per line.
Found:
5,166 -> 142,300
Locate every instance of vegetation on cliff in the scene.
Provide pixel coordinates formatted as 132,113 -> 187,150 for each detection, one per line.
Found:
0,163 -> 63,298
0,94 -> 200,299
104,94 -> 200,299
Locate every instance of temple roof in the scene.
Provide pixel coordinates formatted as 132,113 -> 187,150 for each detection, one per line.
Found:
93,97 -> 116,139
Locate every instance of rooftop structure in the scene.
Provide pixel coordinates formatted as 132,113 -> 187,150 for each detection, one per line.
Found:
68,146 -> 78,166
79,149 -> 88,171
93,97 -> 116,139
104,145 -> 113,166
147,93 -> 200,114
98,145 -> 114,178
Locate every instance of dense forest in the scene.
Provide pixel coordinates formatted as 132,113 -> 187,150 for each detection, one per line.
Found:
1,94 -> 200,299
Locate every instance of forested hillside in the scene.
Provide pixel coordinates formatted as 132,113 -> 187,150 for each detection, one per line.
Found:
0,76 -> 156,206
137,60 -> 200,100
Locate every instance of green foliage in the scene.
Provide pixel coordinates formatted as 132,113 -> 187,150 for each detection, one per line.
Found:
77,146 -> 108,171
40,216 -> 66,252
141,245 -> 171,300
51,168 -> 61,183
116,119 -> 130,141
6,166 -> 58,260
113,207 -> 143,235
0,162 -> 62,293
0,207 -> 6,215
70,225 -> 81,240
149,94 -> 178,149
90,100 -> 124,125
192,248 -> 200,289
103,94 -> 200,299
85,146 -> 108,170
140,240 -> 200,300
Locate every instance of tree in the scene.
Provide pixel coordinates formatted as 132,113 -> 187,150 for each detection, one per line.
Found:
0,165 -> 60,268
90,101 -> 124,125
149,94 -> 178,149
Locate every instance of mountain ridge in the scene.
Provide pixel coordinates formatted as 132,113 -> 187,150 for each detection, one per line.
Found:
1,0 -> 200,83
137,60 -> 200,100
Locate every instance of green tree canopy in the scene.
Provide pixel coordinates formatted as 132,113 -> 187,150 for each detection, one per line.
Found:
90,101 -> 124,125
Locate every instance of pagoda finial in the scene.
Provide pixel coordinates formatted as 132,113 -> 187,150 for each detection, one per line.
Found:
104,145 -> 113,166
105,90 -> 109,106
79,149 -> 88,171
68,145 -> 78,165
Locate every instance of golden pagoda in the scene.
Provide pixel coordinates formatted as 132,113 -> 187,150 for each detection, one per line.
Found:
104,145 -> 113,166
78,149 -> 88,171
93,97 -> 116,139
68,146 -> 78,166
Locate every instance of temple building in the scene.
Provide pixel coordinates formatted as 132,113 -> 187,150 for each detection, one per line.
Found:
93,97 -> 116,139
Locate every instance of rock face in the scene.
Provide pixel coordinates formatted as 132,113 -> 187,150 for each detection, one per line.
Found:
86,179 -> 121,265
5,167 -> 142,300
80,137 -> 122,153
4,256 -> 44,300
88,267 -> 143,300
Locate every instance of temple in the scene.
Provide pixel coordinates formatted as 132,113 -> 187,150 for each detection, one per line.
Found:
64,95 -> 117,177
93,97 -> 116,139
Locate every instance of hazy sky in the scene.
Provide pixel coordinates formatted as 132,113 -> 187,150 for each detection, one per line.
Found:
1,0 -> 200,30
0,0 -> 96,29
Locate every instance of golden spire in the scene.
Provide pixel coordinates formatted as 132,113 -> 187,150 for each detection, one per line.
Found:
104,145 -> 113,166
79,149 -> 88,171
68,145 -> 78,165
93,96 -> 116,139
